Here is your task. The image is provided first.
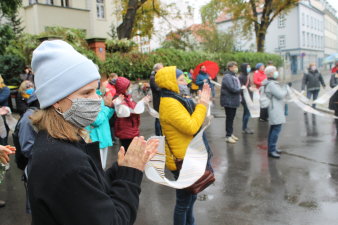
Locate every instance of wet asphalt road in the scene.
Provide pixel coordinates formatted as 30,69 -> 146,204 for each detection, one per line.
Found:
0,76 -> 337,225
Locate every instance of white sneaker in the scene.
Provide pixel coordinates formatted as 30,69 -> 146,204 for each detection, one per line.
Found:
231,135 -> 239,141
225,137 -> 237,144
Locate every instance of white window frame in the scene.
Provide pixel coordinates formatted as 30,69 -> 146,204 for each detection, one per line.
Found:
302,31 -> 305,47
302,13 -> 305,26
46,0 -> 54,5
96,0 -> 105,19
278,14 -> 286,28
278,35 -> 286,49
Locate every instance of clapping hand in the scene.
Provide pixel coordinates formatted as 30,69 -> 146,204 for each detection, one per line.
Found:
142,95 -> 151,104
117,137 -> 159,171
198,83 -> 211,107
0,145 -> 15,164
0,107 -> 10,116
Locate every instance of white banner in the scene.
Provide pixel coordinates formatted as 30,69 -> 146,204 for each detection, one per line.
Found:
144,117 -> 211,189
287,86 -> 338,119
313,86 -> 338,105
243,87 -> 260,118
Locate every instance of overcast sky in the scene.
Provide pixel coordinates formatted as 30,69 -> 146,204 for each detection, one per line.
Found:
186,0 -> 338,23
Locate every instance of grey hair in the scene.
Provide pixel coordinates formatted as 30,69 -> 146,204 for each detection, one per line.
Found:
227,61 -> 238,69
264,65 -> 277,76
153,63 -> 163,72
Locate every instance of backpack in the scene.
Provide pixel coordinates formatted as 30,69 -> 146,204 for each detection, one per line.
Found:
259,82 -> 272,108
13,107 -> 37,170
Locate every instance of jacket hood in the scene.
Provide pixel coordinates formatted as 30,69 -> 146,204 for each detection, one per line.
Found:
115,77 -> 130,95
155,66 -> 179,93
240,63 -> 249,76
261,79 -> 269,86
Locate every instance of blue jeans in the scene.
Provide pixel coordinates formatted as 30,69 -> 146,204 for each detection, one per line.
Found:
307,90 -> 319,108
268,124 -> 282,153
172,171 -> 197,225
242,103 -> 250,130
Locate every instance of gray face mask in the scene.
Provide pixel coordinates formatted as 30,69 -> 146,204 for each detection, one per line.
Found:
61,97 -> 102,128
179,84 -> 190,96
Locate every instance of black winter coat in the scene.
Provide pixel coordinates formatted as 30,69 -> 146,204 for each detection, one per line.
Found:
329,74 -> 338,110
220,71 -> 241,108
302,69 -> 325,91
28,131 -> 143,225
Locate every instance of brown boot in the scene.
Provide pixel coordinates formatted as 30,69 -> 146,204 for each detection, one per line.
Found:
0,200 -> 5,208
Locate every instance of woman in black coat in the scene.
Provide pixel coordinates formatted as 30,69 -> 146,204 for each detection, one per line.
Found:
239,63 -> 254,134
28,40 -> 158,225
329,72 -> 338,135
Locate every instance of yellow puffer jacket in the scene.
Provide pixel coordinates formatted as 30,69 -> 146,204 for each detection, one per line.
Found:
155,66 -> 207,171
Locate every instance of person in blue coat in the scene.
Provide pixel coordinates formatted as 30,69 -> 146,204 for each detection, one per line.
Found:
86,94 -> 115,170
196,65 -> 211,90
220,61 -> 242,144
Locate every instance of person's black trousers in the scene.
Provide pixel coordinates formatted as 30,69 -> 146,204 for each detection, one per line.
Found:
224,107 -> 237,137
260,107 -> 269,121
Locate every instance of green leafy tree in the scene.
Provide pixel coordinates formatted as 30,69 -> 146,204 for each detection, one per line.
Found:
0,25 -> 15,55
201,0 -> 299,52
0,54 -> 25,85
5,12 -> 24,37
197,28 -> 235,53
161,29 -> 195,51
116,0 -> 176,40
0,0 -> 21,17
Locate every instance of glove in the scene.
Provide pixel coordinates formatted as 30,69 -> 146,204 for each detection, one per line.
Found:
241,85 -> 246,90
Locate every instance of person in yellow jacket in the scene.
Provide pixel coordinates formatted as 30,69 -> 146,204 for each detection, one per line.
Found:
155,66 -> 211,225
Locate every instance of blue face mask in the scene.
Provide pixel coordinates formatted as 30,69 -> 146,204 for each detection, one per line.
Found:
25,88 -> 34,95
273,71 -> 279,79
247,67 -> 251,73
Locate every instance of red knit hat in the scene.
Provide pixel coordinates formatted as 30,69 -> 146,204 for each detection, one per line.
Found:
115,77 -> 130,95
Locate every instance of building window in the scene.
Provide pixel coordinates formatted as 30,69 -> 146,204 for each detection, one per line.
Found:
29,0 -> 37,4
307,33 -> 310,47
61,0 -> 69,7
278,14 -> 286,28
306,15 -> 309,27
46,0 -> 54,5
302,32 -> 305,47
278,35 -> 286,49
96,0 -> 105,19
302,13 -> 305,26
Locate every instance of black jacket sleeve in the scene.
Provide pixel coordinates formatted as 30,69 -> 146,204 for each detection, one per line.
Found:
301,73 -> 308,90
150,75 -> 161,92
50,165 -> 143,225
330,75 -> 338,88
0,87 -> 10,105
319,73 -> 326,87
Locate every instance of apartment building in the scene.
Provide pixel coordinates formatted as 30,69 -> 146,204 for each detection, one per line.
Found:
20,0 -> 122,39
216,0 -> 337,74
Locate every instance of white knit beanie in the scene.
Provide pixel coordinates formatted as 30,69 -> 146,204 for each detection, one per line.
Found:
31,40 -> 100,109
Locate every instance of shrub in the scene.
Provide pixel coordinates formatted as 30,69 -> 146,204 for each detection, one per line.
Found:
0,54 -> 25,85
102,48 -> 283,80
106,39 -> 138,53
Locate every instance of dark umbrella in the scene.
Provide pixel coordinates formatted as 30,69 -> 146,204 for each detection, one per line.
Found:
192,61 -> 219,80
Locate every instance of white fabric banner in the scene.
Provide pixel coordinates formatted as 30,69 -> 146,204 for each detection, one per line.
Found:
313,86 -> 338,105
242,87 -> 260,118
287,86 -> 338,119
144,117 -> 211,189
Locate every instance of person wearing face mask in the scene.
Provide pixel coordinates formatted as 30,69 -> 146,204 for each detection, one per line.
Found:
196,65 -> 211,90
254,63 -> 269,122
113,77 -> 151,150
301,63 -> 326,108
27,40 -> 159,225
16,80 -> 35,116
261,66 -> 288,159
221,61 -> 242,144
239,63 -> 254,134
329,70 -> 338,135
155,66 -> 212,225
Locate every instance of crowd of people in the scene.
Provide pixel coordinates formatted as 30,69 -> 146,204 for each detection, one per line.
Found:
0,39 -> 337,225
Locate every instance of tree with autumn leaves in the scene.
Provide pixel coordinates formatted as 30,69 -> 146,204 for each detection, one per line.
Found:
201,0 -> 300,52
117,0 -> 176,40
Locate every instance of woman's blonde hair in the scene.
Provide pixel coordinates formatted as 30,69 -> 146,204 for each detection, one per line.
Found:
30,107 -> 85,142
18,80 -> 33,95
0,76 -> 6,89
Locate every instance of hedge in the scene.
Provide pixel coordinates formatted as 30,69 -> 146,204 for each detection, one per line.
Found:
101,48 -> 283,80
